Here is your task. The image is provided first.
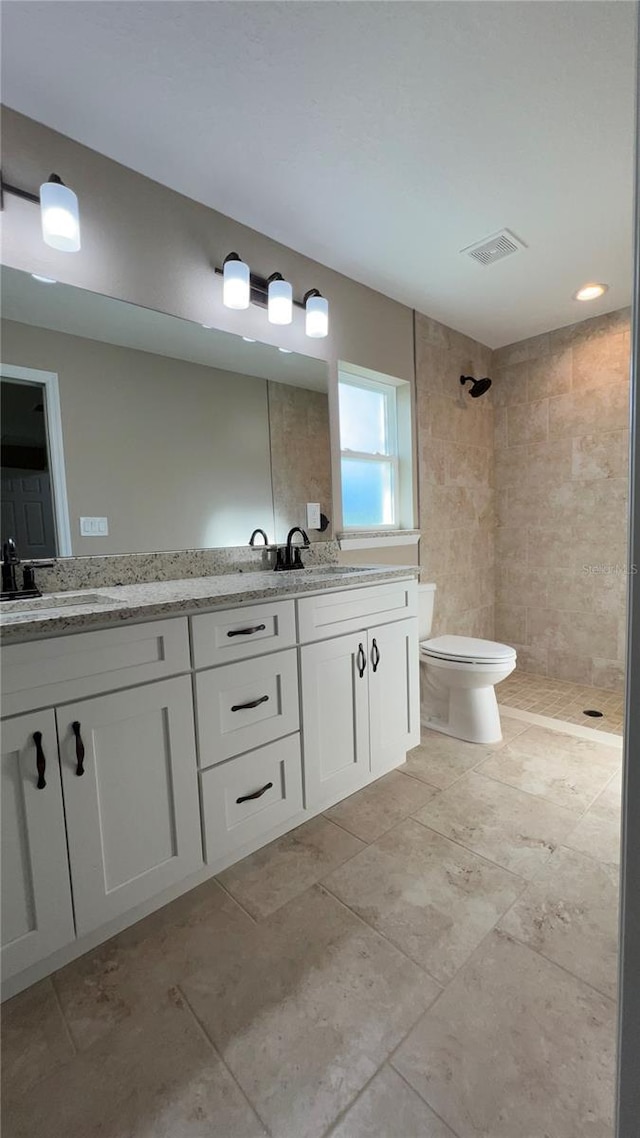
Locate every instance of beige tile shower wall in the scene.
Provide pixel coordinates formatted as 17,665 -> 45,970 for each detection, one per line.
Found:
493,309 -> 631,692
416,314 -> 495,639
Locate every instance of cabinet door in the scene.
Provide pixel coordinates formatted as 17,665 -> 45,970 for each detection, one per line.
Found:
301,632 -> 370,811
1,711 -> 75,981
368,617 -> 420,775
58,677 -> 202,936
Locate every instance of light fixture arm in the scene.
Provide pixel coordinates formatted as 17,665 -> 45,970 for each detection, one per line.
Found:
0,171 -> 65,211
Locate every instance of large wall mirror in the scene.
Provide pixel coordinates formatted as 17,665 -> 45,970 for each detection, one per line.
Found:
0,267 -> 332,558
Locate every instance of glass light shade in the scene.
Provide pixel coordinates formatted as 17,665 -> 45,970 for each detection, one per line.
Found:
305,293 -> 329,338
223,258 -> 250,309
40,180 -> 81,252
268,278 -> 293,325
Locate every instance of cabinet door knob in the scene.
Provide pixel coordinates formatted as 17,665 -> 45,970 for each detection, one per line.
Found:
227,624 -> 267,638
236,781 -> 273,805
231,694 -> 269,713
357,643 -> 366,678
371,639 -> 381,672
72,721 -> 85,776
33,731 -> 46,789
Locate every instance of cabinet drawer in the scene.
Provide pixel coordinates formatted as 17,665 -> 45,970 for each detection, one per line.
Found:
196,648 -> 299,766
200,734 -> 303,865
191,599 -> 295,669
297,579 -> 418,644
1,619 -> 190,717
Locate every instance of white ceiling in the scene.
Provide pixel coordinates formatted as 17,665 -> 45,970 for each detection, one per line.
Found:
1,1 -> 636,348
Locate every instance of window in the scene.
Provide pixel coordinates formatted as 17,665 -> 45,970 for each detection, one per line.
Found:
339,374 -> 399,529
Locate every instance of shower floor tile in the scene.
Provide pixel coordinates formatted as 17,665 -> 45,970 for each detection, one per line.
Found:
499,670 -> 624,734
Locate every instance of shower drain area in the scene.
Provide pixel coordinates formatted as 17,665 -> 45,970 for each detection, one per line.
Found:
497,671 -> 624,735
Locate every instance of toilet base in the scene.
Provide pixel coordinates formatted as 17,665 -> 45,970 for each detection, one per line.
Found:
421,683 -> 504,745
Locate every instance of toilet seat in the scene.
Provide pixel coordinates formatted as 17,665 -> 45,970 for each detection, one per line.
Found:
420,634 -> 517,666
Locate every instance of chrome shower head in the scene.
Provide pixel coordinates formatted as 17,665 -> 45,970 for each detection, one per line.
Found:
460,375 -> 492,398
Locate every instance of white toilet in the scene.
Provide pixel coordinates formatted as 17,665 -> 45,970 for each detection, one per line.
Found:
418,583 -> 516,744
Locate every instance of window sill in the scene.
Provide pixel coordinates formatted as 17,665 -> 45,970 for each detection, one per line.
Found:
337,530 -> 421,551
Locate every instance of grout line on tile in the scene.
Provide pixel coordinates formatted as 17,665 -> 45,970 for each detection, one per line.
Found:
213,876 -> 259,924
558,839 -> 621,871
316,881 -> 446,993
319,811 -> 371,845
50,975 -> 79,1056
319,1060 -> 400,1138
494,929 -> 619,1005
177,983 -> 272,1137
408,813 -> 531,887
472,763 -> 604,820
389,1059 -> 465,1138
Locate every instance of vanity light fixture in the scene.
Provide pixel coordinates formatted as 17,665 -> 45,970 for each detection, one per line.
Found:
267,273 -> 293,325
214,255 -> 329,337
574,282 -> 608,302
304,289 -> 329,338
40,175 -> 81,251
222,253 -> 250,309
1,170 -> 81,252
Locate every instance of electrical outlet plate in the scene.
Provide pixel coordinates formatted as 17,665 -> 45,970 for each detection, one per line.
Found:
80,517 -> 109,537
306,502 -> 321,530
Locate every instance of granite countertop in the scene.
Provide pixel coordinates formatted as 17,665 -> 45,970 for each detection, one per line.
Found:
0,565 -> 419,644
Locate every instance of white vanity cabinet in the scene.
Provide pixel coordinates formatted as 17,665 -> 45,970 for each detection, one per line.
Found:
299,585 -> 420,811
56,676 -> 202,936
1,711 -> 75,981
1,575 -> 419,997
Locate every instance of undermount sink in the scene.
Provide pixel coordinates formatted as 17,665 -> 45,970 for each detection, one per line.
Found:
301,565 -> 371,575
1,592 -> 118,616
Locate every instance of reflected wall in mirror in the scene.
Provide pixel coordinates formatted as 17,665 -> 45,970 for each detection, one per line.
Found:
0,268 -> 331,557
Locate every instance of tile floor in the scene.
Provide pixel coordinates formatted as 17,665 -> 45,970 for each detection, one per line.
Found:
498,669 -> 625,733
1,712 -> 622,1138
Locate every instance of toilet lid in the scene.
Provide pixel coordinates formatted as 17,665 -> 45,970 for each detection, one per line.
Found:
420,635 -> 516,664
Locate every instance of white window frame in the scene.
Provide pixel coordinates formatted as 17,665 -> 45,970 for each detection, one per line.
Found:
338,373 -> 400,531
1,363 -> 72,556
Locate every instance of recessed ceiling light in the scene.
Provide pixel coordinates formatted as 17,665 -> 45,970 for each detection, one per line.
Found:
31,273 -> 57,284
574,282 -> 608,302
242,336 -> 256,343
278,347 -> 293,354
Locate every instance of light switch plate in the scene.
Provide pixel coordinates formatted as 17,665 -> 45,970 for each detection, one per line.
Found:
306,502 -> 321,530
80,517 -> 109,537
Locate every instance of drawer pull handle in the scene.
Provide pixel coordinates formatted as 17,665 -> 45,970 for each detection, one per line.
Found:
371,639 -> 381,673
357,643 -> 366,678
33,731 -> 46,789
231,695 -> 269,713
236,781 -> 273,805
72,721 -> 85,776
227,624 -> 267,638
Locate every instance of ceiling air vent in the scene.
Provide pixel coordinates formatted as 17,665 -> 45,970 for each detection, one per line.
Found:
461,229 -> 526,267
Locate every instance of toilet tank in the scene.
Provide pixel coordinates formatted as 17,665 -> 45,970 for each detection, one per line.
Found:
418,583 -> 436,641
